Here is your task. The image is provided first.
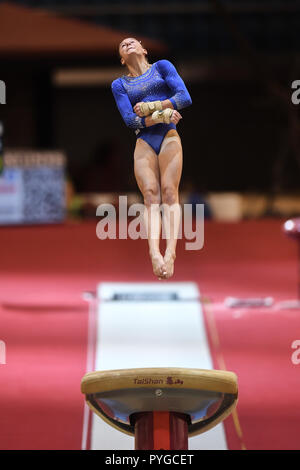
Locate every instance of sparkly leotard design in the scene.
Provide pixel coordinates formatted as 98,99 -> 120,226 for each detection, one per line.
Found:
111,60 -> 192,154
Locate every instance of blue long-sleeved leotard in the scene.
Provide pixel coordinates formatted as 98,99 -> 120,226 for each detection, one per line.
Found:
111,59 -> 192,154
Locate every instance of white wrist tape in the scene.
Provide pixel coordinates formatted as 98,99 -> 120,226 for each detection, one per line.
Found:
140,100 -> 162,116
152,108 -> 174,124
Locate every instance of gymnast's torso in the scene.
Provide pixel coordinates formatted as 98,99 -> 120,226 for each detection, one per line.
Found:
111,59 -> 192,154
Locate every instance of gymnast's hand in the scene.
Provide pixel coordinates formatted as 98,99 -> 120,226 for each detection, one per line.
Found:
133,102 -> 146,117
170,110 -> 182,125
133,101 -> 162,117
151,109 -> 182,125
134,102 -> 182,124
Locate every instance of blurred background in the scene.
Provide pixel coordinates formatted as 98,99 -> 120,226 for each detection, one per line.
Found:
1,0 -> 300,222
1,1 -> 300,451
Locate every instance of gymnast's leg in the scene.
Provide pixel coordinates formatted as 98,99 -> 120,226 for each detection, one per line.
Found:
134,137 -> 167,279
158,130 -> 183,279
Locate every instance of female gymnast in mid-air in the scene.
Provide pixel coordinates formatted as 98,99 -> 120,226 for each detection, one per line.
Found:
112,38 -> 192,280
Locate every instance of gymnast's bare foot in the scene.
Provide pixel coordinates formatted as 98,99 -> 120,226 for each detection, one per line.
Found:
150,252 -> 167,280
163,250 -> 176,279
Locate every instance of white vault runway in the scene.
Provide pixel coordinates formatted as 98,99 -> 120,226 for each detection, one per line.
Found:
82,282 -> 228,450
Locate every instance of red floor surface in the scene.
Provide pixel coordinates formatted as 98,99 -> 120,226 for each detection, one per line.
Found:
0,218 -> 299,449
